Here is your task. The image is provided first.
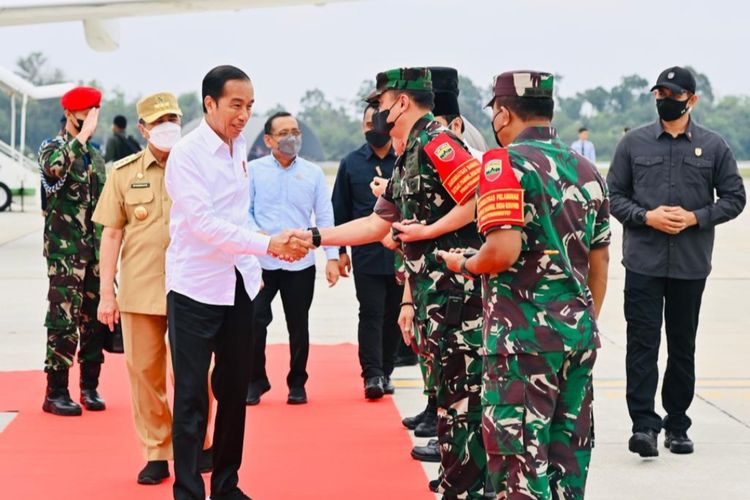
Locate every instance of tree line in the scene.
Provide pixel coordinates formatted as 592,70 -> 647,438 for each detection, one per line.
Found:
1,53 -> 748,163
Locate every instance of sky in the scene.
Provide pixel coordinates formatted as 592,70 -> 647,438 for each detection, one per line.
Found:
0,0 -> 747,114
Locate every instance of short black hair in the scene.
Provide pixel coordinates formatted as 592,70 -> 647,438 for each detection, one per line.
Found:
578,127 -> 588,133
264,111 -> 293,135
362,103 -> 378,122
202,65 -> 251,113
386,89 -> 434,111
495,96 -> 554,121
113,115 -> 127,129
443,114 -> 465,133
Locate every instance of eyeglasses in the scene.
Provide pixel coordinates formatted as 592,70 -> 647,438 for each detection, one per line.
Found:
273,130 -> 301,138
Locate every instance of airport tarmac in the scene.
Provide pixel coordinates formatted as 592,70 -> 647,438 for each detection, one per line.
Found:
1,182 -> 749,499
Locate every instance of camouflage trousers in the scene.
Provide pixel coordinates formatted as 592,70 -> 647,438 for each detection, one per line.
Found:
421,292 -> 487,499
413,318 -> 437,397
44,258 -> 106,372
482,350 -> 597,500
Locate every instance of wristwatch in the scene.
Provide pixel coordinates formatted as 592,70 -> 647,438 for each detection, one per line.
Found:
635,209 -> 647,225
460,257 -> 480,281
307,226 -> 321,248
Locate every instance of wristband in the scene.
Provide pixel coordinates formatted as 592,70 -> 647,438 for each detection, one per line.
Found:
400,301 -> 414,308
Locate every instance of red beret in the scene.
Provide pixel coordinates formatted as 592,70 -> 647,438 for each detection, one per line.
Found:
60,86 -> 102,111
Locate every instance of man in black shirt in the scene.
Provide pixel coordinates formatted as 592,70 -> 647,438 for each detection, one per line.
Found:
607,66 -> 745,458
332,104 -> 401,400
105,115 -> 141,163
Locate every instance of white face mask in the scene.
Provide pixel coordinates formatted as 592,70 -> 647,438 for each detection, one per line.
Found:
147,121 -> 182,151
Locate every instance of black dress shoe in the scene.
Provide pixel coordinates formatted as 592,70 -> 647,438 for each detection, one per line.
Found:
364,377 -> 384,400
629,429 -> 659,457
411,438 -> 440,462
137,460 -> 170,485
414,407 -> 438,437
383,376 -> 395,395
199,446 -> 213,473
246,381 -> 271,406
287,387 -> 307,405
43,390 -> 82,416
665,430 -> 694,454
210,486 -> 252,499
429,478 -> 440,493
80,388 -> 106,411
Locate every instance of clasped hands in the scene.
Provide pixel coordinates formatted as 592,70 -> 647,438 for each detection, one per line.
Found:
267,230 -> 315,262
646,205 -> 698,235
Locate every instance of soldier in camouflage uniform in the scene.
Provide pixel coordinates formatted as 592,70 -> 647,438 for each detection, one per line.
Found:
440,71 -> 611,499
38,86 -> 108,416
296,68 -> 488,498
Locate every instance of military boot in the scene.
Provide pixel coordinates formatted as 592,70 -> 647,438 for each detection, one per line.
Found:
414,402 -> 438,437
402,396 -> 436,430
43,369 -> 82,416
80,362 -> 106,411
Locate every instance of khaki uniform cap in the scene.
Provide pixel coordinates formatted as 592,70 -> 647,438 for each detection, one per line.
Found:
137,92 -> 182,124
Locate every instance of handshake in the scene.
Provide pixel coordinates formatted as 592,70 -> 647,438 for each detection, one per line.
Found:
266,229 -> 316,262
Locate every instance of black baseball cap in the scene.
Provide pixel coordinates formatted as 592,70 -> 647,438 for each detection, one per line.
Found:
650,66 -> 696,94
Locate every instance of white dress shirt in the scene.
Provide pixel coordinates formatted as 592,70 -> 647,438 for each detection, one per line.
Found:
165,119 -> 271,305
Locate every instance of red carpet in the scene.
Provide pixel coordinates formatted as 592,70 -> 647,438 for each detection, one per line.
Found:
0,344 -> 432,499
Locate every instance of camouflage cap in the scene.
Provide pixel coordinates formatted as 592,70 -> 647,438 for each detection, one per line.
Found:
365,68 -> 433,103
486,70 -> 554,107
137,92 -> 182,124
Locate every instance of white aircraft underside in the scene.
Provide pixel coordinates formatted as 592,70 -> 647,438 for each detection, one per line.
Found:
0,0 -> 353,51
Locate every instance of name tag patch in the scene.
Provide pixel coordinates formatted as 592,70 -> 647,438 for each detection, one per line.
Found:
130,182 -> 150,189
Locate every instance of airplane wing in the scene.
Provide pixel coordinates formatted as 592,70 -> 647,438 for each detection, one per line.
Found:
0,0 -> 352,26
0,0 -> 355,50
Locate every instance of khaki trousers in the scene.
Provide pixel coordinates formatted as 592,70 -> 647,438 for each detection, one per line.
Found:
121,312 -> 214,460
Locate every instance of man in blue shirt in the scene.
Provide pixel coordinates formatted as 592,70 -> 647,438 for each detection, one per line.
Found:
571,126 -> 597,163
332,104 -> 401,400
247,111 -> 340,406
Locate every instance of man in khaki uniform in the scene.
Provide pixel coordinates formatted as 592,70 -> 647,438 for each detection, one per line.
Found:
93,92 -> 214,485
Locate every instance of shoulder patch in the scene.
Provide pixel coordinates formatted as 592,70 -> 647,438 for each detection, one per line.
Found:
113,150 -> 145,170
477,148 -> 524,233
423,132 -> 481,205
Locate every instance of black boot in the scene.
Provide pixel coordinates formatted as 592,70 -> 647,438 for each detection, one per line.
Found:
411,438 -> 440,462
402,396 -> 436,430
43,369 -> 82,416
414,401 -> 438,437
80,363 -> 106,411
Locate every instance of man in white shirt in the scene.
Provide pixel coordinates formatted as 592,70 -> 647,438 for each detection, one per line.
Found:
165,65 -> 310,500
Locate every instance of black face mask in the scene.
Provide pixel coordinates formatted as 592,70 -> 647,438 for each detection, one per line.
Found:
365,130 -> 391,149
490,109 -> 506,147
656,97 -> 690,122
70,116 -> 84,132
372,99 -> 403,136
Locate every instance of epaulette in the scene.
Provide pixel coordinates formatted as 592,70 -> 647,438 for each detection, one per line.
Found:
112,150 -> 145,170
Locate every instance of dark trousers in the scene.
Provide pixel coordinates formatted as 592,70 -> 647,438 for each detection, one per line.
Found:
353,272 -> 403,379
250,266 -> 315,390
624,270 -> 706,434
168,270 -> 254,500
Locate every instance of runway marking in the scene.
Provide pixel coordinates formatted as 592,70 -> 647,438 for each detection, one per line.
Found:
0,411 -> 18,433
696,393 -> 750,429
